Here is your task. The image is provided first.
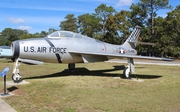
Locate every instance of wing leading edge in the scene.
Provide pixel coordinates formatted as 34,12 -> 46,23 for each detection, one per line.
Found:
69,51 -> 173,61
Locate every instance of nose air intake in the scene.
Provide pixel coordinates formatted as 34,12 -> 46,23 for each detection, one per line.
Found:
11,41 -> 20,59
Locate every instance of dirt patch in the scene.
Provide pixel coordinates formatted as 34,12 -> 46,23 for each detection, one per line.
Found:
7,86 -> 26,96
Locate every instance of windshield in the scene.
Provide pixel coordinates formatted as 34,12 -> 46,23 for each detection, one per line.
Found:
48,31 -> 75,38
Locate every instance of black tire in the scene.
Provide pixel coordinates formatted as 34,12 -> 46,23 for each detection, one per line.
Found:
123,67 -> 131,79
68,63 -> 75,70
12,73 -> 22,83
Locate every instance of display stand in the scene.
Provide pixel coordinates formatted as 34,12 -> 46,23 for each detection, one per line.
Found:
0,67 -> 10,96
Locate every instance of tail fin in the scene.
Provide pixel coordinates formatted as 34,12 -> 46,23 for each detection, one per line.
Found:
122,25 -> 141,49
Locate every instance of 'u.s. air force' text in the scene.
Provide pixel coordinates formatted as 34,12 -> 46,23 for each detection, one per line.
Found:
24,46 -> 67,54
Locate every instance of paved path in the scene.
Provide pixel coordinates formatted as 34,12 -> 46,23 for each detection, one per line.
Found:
0,98 -> 16,112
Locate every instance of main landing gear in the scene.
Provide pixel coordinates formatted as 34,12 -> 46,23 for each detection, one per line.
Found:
68,63 -> 75,70
67,61 -> 134,79
122,58 -> 134,79
11,59 -> 134,82
123,65 -> 131,79
12,58 -> 22,83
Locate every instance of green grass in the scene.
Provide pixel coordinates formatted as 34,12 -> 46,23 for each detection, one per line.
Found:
0,59 -> 180,112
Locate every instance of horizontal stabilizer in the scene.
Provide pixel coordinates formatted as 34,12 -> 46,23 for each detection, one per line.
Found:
136,42 -> 156,46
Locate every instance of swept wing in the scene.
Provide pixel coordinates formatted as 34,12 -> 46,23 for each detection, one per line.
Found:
69,50 -> 172,61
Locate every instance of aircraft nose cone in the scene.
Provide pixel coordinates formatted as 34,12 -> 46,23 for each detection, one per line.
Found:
11,41 -> 20,59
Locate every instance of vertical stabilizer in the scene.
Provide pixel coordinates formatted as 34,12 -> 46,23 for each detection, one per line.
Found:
122,26 -> 141,49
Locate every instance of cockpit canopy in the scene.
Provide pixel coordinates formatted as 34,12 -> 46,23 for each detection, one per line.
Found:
48,31 -> 83,38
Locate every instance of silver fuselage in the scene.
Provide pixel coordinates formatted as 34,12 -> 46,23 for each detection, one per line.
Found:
11,31 -> 137,64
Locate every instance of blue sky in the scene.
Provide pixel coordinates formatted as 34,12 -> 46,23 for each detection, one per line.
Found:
0,0 -> 179,33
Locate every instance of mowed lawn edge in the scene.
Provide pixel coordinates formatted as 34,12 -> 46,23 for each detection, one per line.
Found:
0,59 -> 179,112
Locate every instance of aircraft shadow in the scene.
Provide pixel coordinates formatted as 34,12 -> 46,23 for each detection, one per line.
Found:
7,86 -> 18,93
24,65 -> 162,80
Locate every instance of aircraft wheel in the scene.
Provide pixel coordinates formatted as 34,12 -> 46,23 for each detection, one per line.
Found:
68,63 -> 75,70
12,73 -> 22,83
123,67 -> 131,79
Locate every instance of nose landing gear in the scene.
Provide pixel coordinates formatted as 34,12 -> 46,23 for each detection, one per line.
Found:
12,59 -> 22,83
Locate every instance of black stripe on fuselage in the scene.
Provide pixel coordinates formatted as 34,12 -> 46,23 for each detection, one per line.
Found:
44,37 -> 62,63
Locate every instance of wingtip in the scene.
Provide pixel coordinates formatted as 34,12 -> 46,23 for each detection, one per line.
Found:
162,58 -> 174,61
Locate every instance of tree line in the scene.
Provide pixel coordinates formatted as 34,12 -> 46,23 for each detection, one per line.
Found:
0,0 -> 180,58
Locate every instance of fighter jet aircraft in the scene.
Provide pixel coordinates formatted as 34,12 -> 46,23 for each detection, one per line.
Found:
0,46 -> 12,58
11,26 -> 172,82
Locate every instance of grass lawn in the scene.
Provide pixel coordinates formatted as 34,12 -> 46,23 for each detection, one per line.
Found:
0,59 -> 180,112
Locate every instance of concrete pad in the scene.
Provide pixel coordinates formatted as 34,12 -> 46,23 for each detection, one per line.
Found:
113,77 -> 121,79
0,92 -> 14,98
6,80 -> 30,86
113,77 -> 144,82
132,78 -> 144,82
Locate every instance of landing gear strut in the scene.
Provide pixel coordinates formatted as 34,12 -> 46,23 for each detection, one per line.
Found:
122,58 -> 134,79
12,58 -> 22,83
68,63 -> 75,70
123,65 -> 131,79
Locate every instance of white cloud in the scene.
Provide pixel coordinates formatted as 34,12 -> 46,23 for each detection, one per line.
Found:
8,18 -> 26,24
0,0 -> 89,13
116,0 -> 134,6
17,26 -> 32,31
